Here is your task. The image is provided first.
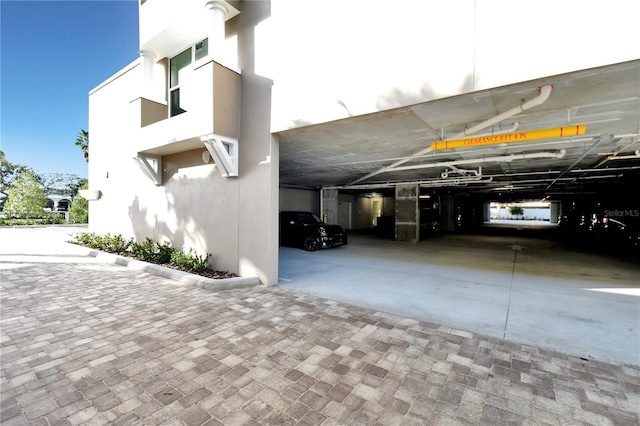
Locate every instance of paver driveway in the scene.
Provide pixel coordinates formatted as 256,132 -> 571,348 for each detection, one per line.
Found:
1,229 -> 639,425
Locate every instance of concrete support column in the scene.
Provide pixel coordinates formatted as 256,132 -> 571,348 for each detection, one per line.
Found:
204,1 -> 228,59
139,50 -> 156,99
322,189 -> 338,224
395,184 -> 419,242
441,193 -> 456,232
483,202 -> 491,222
550,202 -> 560,223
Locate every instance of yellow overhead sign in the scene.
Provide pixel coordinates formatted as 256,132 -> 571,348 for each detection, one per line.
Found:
431,125 -> 587,150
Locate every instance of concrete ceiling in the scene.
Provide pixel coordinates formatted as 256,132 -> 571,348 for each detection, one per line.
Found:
277,60 -> 640,199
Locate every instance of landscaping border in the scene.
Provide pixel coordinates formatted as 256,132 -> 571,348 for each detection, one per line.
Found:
89,250 -> 261,291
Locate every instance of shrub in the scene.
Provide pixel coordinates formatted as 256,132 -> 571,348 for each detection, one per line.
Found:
71,232 -> 95,246
101,234 -> 132,253
70,232 -> 215,275
0,215 -> 65,226
171,248 -> 211,272
131,238 -> 157,261
130,238 -> 174,264
155,241 -> 174,264
68,232 -> 131,253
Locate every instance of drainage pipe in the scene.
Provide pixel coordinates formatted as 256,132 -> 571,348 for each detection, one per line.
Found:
348,85 -> 553,185
454,85 -> 553,139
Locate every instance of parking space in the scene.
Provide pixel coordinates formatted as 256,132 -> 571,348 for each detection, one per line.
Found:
279,229 -> 640,367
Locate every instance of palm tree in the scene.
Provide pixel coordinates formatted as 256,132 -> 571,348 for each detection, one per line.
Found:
75,129 -> 89,162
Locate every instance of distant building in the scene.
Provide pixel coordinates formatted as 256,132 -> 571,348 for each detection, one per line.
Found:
46,195 -> 71,211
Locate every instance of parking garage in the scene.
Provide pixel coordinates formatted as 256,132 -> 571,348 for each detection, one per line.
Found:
277,60 -> 639,242
275,60 -> 640,365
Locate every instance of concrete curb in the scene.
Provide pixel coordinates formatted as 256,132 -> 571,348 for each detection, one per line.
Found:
90,251 -> 261,291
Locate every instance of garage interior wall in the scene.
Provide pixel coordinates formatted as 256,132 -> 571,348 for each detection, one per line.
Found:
279,188 -> 320,213
279,188 -> 400,231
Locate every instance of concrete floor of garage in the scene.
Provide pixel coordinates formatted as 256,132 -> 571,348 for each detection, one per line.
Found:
278,223 -> 640,367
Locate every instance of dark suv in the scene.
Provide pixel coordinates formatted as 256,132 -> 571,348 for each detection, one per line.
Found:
279,211 -> 347,251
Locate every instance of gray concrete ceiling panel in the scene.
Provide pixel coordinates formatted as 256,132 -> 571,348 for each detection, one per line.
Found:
278,60 -> 640,197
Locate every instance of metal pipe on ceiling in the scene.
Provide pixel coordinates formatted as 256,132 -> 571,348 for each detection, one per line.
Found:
593,136 -> 640,168
390,150 -> 566,172
321,165 -> 640,193
545,135 -> 612,191
347,85 -> 554,185
324,175 -> 493,191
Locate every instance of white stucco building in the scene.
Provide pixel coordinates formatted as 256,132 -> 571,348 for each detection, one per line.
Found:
87,0 -> 640,285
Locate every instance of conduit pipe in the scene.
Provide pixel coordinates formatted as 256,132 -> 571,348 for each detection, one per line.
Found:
324,175 -> 493,191
560,133 -> 637,184
593,135 -> 640,168
546,135 -> 609,190
441,165 -> 481,178
390,150 -> 566,172
328,149 -> 564,191
348,85 -> 553,185
600,150 -> 640,161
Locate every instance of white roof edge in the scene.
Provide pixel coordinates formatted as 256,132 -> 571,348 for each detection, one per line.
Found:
89,58 -> 141,95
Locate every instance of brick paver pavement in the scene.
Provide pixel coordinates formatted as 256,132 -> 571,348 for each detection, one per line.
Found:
1,261 -> 639,425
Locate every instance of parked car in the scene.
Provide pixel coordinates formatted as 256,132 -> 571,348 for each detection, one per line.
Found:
280,211 -> 347,251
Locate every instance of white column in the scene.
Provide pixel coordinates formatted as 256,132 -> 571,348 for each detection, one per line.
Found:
204,1 -> 228,60
139,50 -> 156,99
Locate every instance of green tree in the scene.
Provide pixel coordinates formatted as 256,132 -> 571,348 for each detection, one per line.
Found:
0,150 -> 35,192
69,182 -> 89,223
4,171 -> 47,219
41,173 -> 87,197
75,129 -> 89,162
509,205 -> 524,219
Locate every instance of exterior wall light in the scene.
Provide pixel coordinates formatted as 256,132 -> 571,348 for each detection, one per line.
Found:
79,189 -> 102,201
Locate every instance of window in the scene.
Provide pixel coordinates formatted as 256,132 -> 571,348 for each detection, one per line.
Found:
195,39 -> 208,61
169,38 -> 208,117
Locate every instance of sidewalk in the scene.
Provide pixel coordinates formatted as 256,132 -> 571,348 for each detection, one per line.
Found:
1,227 -> 639,425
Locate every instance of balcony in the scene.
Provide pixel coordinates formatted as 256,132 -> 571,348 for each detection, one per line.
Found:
135,59 -> 240,157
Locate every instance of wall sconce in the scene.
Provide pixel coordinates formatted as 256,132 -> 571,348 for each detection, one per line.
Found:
79,189 -> 102,201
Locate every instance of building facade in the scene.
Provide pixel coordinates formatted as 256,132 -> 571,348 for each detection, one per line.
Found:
87,0 -> 639,285
88,0 -> 278,284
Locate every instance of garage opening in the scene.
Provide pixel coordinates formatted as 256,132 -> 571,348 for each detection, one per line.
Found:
489,201 -> 551,222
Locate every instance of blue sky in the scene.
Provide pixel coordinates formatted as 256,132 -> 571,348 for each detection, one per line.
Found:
1,0 -> 139,178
